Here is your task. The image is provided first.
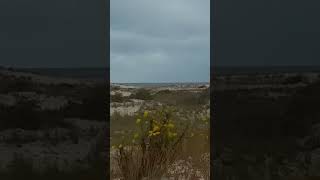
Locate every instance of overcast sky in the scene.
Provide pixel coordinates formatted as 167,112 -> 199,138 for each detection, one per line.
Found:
215,0 -> 320,67
3,0 -> 319,78
0,0 -> 105,68
110,0 -> 210,83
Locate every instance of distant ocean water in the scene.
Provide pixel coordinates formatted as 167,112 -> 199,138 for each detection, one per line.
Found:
17,68 -> 109,80
14,66 -> 320,82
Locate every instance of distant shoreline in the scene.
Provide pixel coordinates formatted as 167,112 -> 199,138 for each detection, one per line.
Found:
3,66 -> 320,80
112,82 -> 209,88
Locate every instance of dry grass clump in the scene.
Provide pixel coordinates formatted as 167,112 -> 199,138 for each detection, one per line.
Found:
112,106 -> 189,180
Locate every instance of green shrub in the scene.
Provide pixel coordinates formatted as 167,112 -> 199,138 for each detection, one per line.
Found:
0,97 -> 71,130
131,88 -> 153,100
112,106 -> 189,180
111,92 -> 124,103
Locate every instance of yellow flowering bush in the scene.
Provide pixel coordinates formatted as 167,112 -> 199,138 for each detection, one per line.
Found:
112,106 -> 190,180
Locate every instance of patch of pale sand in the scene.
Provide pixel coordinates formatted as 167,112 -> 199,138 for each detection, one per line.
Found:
110,90 -> 132,97
10,92 -> 69,111
111,105 -> 141,116
110,99 -> 146,116
131,99 -> 146,104
65,118 -> 106,131
111,84 -> 139,89
111,99 -> 144,107
39,96 -> 68,110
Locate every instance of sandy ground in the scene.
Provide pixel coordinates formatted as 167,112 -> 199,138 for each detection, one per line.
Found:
0,119 -> 106,172
110,85 -> 210,180
0,93 -> 69,110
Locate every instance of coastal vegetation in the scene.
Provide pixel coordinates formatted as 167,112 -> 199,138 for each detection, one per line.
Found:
110,85 -> 210,179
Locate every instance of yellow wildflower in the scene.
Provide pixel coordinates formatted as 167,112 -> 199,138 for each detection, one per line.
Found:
143,111 -> 149,118
152,120 -> 160,125
168,132 -> 173,138
152,125 -> 160,132
167,123 -> 174,129
152,132 -> 160,136
133,133 -> 139,139
136,118 -> 142,124
118,144 -> 123,148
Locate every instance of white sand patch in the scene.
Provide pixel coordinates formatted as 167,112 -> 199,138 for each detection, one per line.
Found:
39,96 -> 68,110
9,92 -> 69,111
65,118 -> 106,131
111,105 -> 142,116
110,90 -> 132,97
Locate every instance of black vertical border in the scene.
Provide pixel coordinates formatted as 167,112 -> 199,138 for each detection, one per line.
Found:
103,0 -> 110,178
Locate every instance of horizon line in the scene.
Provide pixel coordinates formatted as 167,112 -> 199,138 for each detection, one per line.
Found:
111,81 -> 209,84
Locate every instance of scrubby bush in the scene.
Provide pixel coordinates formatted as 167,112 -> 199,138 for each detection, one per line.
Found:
131,88 -> 153,100
112,106 -> 189,180
111,92 -> 124,103
0,153 -> 107,180
154,90 -> 209,109
0,76 -> 36,93
0,97 -> 71,130
0,98 -> 41,130
63,84 -> 109,121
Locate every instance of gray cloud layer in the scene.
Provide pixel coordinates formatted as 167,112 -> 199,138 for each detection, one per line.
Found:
215,0 -> 320,67
0,0 -> 105,68
111,0 -> 210,83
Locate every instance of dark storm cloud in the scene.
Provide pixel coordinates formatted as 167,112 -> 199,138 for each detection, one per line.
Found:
111,0 -> 210,83
0,0 -> 105,68
215,0 -> 320,67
